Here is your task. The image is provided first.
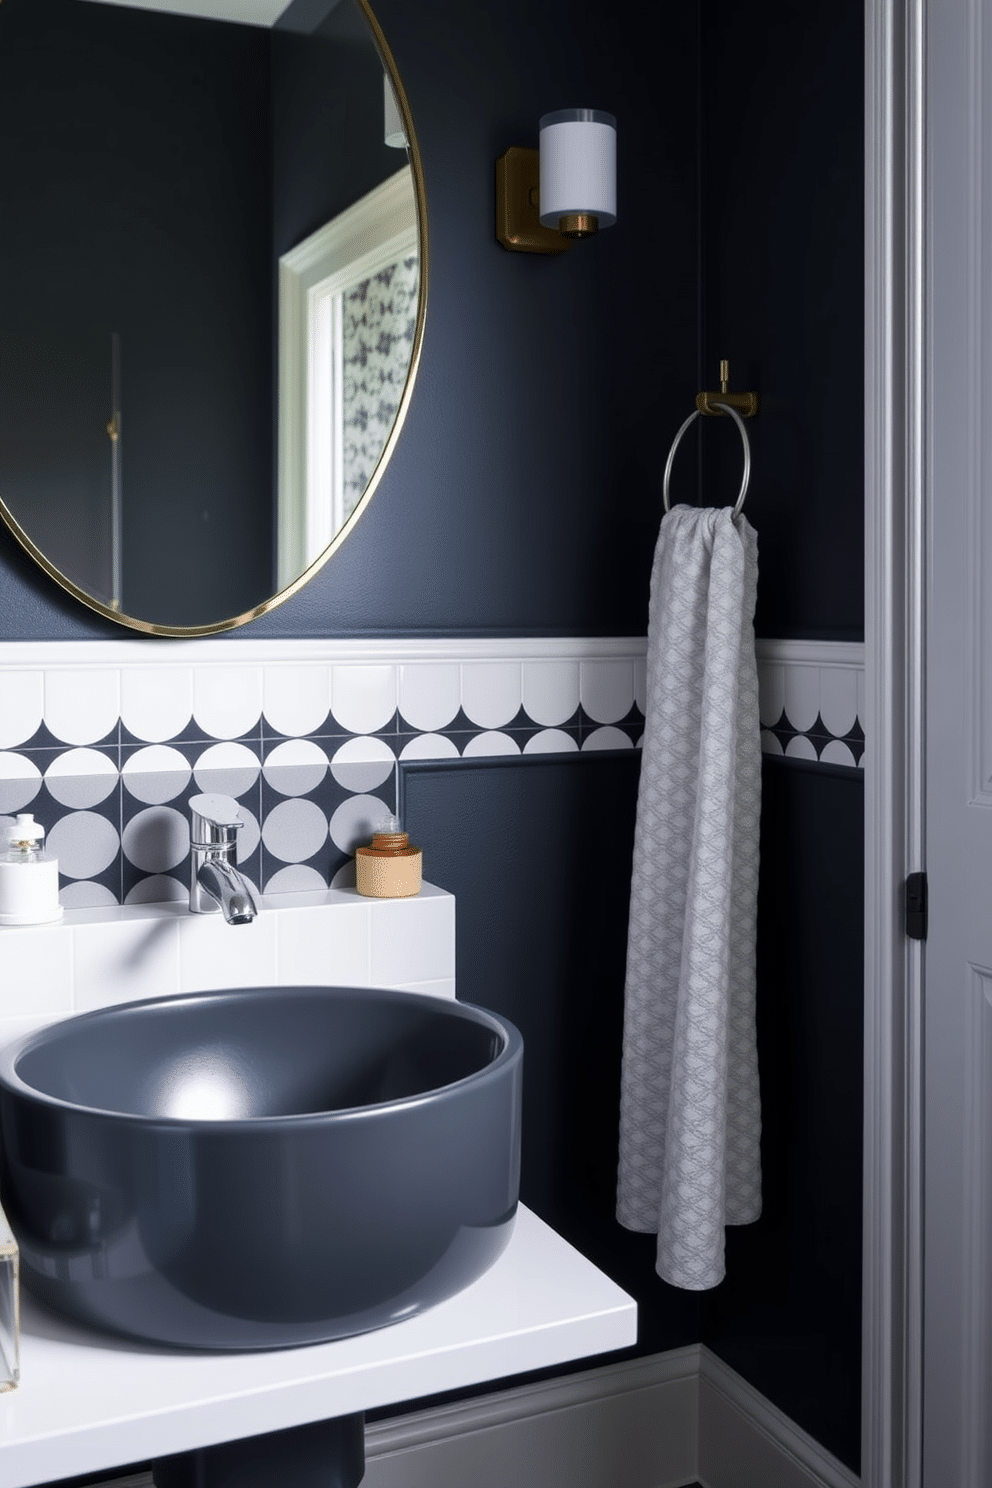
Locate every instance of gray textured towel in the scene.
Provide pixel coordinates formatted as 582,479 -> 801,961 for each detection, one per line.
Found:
617,504 -> 762,1289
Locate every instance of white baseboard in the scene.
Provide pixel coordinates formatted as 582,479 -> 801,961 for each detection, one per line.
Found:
698,1349 -> 860,1488
362,1347 -> 701,1488
361,1345 -> 859,1488
88,1346 -> 859,1488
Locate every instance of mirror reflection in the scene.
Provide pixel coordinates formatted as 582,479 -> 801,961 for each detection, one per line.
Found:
0,0 -> 424,633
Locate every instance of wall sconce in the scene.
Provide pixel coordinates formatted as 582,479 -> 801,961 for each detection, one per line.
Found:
496,108 -> 616,255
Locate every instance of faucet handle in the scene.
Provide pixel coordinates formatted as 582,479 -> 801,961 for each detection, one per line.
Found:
190,793 -> 244,847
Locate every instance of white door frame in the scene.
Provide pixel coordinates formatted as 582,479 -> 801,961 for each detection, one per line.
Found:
863,1 -> 925,1485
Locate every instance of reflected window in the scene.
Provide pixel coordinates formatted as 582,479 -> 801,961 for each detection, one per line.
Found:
277,165 -> 417,586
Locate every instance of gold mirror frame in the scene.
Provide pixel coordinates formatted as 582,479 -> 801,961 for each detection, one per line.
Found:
0,0 -> 428,638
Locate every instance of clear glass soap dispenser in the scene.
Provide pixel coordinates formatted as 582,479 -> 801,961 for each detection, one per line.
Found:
0,814 -> 63,926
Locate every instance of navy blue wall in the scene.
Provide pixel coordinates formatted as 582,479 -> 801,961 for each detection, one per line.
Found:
695,1 -> 865,1470
697,0 -> 865,643
702,761 -> 864,1467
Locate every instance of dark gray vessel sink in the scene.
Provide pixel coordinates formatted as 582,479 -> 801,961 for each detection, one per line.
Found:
0,986 -> 522,1350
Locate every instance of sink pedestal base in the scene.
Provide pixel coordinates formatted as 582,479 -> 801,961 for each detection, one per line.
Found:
152,1412 -> 365,1488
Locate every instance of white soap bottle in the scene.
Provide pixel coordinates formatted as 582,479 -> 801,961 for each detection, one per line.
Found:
0,814 -> 63,926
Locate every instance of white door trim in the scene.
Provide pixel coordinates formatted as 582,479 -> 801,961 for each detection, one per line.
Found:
863,1 -> 926,1486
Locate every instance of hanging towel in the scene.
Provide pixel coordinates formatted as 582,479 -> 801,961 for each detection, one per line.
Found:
617,504 -> 762,1290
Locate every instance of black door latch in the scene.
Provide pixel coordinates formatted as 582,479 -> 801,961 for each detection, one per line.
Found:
905,871 -> 928,941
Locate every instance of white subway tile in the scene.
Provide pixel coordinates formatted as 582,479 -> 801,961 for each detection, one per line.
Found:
72,915 -> 181,1012
0,923 -> 73,1016
0,1011 -> 70,1052
388,978 -> 457,1000
276,898 -> 371,987
369,887 -> 455,986
178,909 -> 278,994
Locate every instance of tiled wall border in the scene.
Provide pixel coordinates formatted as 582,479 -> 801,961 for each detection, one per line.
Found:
0,634 -> 864,741
0,637 -> 864,909
755,639 -> 866,768
0,635 -> 865,761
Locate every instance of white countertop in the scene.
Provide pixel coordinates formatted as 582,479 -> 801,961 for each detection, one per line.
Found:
0,1205 -> 636,1487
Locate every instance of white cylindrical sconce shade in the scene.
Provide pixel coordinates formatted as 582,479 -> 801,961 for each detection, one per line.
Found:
384,74 -> 407,148
539,108 -> 616,234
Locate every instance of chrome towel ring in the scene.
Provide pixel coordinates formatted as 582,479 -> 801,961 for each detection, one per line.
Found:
662,399 -> 752,521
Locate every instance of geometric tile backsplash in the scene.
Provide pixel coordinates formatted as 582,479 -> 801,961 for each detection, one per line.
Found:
0,636 -> 864,909
755,638 -> 866,769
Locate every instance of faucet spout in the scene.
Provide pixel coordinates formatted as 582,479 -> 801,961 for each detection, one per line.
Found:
194,857 -> 258,925
188,793 -> 258,924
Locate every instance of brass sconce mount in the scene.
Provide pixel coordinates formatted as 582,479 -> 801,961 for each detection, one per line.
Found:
495,147 -> 571,255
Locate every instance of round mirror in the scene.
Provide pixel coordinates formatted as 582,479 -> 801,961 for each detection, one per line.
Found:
0,0 -> 426,635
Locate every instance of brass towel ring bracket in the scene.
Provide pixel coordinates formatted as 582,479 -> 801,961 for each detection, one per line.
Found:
663,360 -> 759,520
695,359 -> 758,419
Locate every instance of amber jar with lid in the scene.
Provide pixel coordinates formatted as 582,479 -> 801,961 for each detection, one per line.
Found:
355,819 -> 422,899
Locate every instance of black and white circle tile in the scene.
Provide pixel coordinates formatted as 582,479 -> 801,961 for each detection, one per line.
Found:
757,656 -> 866,768
0,649 -> 863,909
0,656 -> 649,908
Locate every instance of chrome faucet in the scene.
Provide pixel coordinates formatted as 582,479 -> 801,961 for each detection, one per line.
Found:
188,794 -> 259,925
